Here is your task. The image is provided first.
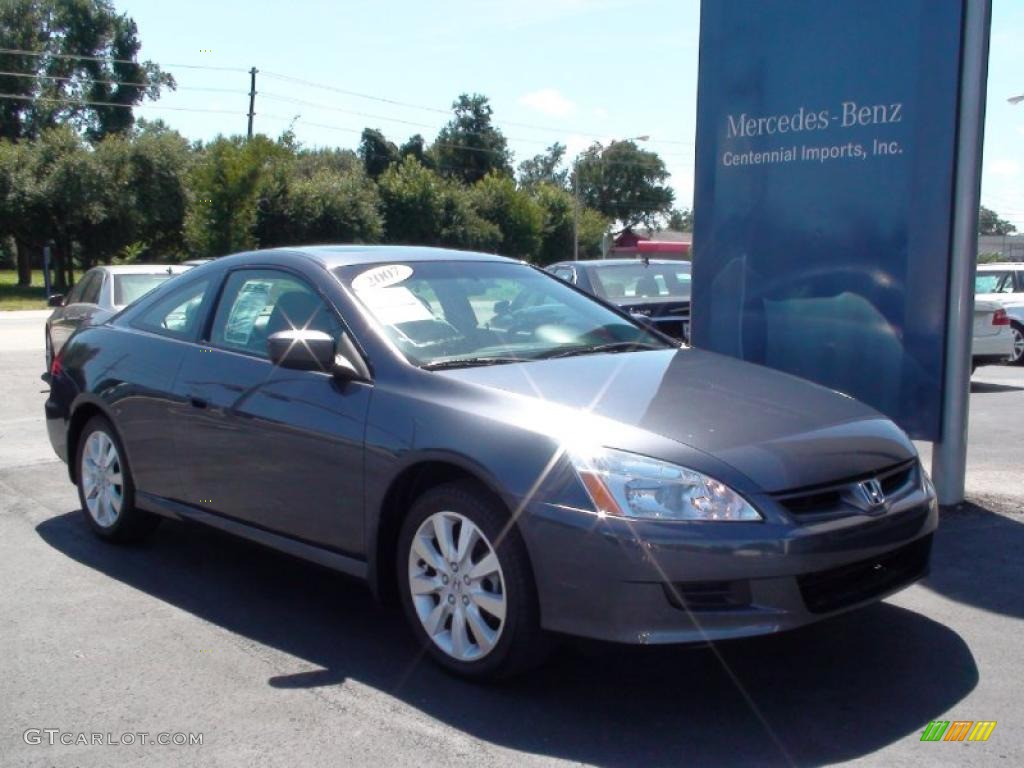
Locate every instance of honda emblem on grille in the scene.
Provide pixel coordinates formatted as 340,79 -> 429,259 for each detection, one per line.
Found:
857,478 -> 886,510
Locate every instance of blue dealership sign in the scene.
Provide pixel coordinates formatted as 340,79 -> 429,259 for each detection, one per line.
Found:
692,0 -> 968,440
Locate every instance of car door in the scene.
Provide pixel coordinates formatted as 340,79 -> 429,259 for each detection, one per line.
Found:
174,267 -> 370,555
119,274 -> 218,501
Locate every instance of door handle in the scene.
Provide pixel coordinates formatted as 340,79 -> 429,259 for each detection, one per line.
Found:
189,396 -> 208,409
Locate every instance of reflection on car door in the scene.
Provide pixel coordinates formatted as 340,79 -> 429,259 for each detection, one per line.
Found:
174,268 -> 370,555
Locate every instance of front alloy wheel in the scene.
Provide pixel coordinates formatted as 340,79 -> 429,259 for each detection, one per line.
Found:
397,481 -> 548,679
408,511 -> 507,662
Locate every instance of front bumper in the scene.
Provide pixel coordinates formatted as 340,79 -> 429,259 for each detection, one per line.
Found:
521,480 -> 938,644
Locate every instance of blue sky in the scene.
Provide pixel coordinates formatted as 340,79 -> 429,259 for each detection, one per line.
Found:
117,0 -> 1021,227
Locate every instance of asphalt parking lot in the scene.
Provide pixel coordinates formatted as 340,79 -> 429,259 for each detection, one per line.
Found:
1,309 -> 1021,768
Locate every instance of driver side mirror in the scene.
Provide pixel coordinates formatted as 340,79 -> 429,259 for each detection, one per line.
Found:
267,329 -> 365,381
47,294 -> 64,308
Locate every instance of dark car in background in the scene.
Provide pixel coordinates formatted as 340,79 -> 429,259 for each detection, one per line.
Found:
547,258 -> 692,341
45,245 -> 937,680
45,264 -> 191,370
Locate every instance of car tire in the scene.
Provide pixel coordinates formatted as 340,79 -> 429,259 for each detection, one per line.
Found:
75,415 -> 160,543
1009,322 -> 1024,366
397,480 -> 549,680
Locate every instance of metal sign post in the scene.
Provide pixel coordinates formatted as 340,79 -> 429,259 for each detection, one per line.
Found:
933,0 -> 992,505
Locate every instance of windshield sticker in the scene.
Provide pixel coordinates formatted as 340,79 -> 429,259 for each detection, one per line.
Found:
359,285 -> 434,325
224,280 -> 272,345
352,264 -> 413,293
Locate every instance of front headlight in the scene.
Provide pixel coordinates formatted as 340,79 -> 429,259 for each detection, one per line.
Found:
568,446 -> 762,522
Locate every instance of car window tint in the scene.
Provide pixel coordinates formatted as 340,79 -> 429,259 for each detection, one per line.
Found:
133,278 -> 211,340
210,270 -> 340,358
976,273 -> 1009,293
590,263 -> 692,299
114,273 -> 174,307
80,271 -> 103,304
65,274 -> 90,305
552,267 -> 575,283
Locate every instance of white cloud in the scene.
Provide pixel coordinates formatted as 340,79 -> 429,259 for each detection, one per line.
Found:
987,157 -> 1021,177
519,88 -> 577,118
592,107 -> 609,120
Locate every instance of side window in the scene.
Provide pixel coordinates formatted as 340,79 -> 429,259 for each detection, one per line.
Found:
133,278 -> 211,340
64,275 -> 88,305
80,271 -> 103,305
67,271 -> 98,305
210,270 -> 340,359
1015,271 -> 1024,293
552,267 -> 575,284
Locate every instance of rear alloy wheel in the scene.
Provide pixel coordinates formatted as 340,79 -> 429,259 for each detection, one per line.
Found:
76,415 -> 159,542
397,481 -> 548,680
1009,322 -> 1024,366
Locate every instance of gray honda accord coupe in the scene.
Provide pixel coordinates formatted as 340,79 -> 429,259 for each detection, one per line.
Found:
44,245 -> 938,679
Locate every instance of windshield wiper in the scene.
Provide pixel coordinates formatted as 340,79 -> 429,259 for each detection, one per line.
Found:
538,341 -> 668,360
422,356 -> 534,370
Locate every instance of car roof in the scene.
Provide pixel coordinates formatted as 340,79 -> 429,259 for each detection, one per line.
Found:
221,245 -> 516,270
95,264 -> 191,275
550,258 -> 692,268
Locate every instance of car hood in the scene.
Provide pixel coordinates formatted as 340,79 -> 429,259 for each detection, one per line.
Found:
436,348 -> 916,492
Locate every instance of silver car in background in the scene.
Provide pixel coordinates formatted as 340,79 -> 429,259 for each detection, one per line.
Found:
45,264 -> 191,370
975,262 -> 1024,365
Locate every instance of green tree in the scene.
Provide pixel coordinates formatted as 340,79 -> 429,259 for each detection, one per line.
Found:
574,140 -> 674,228
254,167 -> 383,248
399,133 -> 432,168
378,156 -> 500,250
979,205 -> 1016,236
0,127 -> 108,289
185,135 -> 287,257
469,173 -> 543,260
433,94 -> 512,184
0,0 -> 174,142
358,128 -> 398,179
667,207 -> 693,232
531,183 -> 608,265
518,142 -> 568,189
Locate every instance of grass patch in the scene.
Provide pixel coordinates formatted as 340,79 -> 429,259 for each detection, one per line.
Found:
0,269 -> 80,311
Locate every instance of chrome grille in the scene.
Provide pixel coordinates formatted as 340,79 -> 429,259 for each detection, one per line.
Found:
774,459 -> 918,522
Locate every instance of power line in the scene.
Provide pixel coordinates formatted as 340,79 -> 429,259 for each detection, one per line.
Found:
0,92 -> 243,115
0,46 -> 249,73
0,69 -> 243,94
2,47 -> 695,152
260,69 -> 694,148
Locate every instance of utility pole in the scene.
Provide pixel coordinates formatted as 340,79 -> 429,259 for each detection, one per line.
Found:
247,67 -> 258,139
573,158 -> 580,260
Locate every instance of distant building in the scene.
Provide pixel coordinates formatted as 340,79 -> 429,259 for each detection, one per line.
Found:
603,228 -> 692,260
978,234 -> 1024,261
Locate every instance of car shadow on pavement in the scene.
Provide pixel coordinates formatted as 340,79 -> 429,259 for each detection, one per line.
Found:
37,511 -> 977,767
922,501 -> 1024,620
970,380 -> 1024,394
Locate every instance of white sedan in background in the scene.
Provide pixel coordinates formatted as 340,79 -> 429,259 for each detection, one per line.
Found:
972,297 -> 1014,374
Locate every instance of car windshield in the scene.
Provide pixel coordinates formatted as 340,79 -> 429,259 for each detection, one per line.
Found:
337,260 -> 672,368
114,273 -> 175,307
589,262 -> 692,301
